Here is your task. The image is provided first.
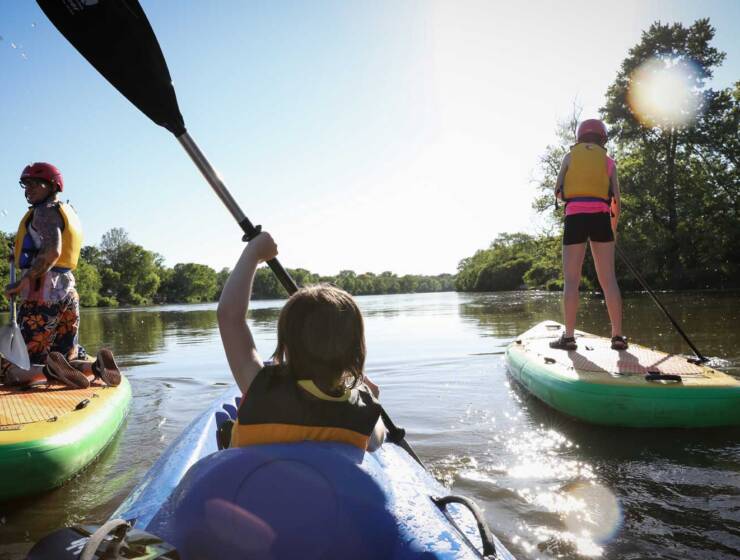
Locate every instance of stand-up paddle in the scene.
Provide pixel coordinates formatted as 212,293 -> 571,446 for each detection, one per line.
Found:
616,244 -> 707,363
37,0 -> 422,466
0,251 -> 31,370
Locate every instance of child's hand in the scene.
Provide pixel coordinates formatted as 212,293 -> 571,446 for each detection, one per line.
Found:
363,375 -> 380,398
247,232 -> 278,263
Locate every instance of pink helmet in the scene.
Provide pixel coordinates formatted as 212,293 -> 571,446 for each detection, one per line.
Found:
20,162 -> 64,192
576,119 -> 608,143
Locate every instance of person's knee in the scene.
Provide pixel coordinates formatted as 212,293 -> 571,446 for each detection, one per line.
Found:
563,276 -> 581,291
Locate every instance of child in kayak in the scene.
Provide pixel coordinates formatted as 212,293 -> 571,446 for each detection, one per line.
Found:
218,232 -> 386,451
551,119 -> 627,351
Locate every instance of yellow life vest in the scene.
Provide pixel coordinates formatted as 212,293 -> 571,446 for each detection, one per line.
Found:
562,143 -> 610,202
14,202 -> 83,271
230,365 -> 382,450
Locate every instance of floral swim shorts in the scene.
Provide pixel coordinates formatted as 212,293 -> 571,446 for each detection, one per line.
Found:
17,290 -> 84,364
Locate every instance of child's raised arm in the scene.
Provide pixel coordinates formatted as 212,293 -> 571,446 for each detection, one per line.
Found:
217,232 -> 278,394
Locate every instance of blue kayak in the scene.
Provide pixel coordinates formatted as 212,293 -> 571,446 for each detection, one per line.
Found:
111,387 -> 515,559
30,387 -> 514,559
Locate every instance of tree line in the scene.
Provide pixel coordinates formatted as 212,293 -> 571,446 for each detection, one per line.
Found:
457,19 -> 739,293
0,228 -> 454,308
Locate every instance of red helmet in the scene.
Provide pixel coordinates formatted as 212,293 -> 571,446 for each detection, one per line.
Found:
576,119 -> 608,143
20,162 -> 64,192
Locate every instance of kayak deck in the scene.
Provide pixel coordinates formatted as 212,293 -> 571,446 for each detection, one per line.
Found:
506,321 -> 740,427
113,386 -> 516,559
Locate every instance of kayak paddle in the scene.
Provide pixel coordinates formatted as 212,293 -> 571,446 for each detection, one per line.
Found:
0,253 -> 31,370
36,0 -> 296,293
616,244 -> 707,363
37,0 -> 422,464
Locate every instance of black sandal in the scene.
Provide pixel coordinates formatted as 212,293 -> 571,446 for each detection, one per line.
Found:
611,336 -> 628,350
549,334 -> 577,350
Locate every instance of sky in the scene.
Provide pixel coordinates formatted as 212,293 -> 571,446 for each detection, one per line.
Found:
1,0 -> 738,276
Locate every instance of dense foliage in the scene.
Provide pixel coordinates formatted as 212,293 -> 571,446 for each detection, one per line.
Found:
0,228 -> 454,308
458,18 -> 739,292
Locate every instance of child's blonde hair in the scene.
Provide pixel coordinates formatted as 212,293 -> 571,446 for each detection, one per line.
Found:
272,284 -> 366,394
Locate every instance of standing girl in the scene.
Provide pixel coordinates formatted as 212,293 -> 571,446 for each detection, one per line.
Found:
551,119 -> 627,351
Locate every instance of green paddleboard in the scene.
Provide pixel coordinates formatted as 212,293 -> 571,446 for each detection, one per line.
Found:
0,376 -> 131,501
506,321 -> 740,428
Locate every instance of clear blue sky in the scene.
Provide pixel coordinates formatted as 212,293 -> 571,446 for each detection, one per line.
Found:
1,1 -> 738,275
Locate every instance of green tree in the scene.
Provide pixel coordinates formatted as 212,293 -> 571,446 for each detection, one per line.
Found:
160,263 -> 219,303
75,257 -> 102,307
215,267 -> 231,299
602,19 -> 738,286
0,232 -> 12,310
97,229 -> 161,306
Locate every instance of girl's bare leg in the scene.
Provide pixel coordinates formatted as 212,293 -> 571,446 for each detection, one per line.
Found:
1,361 -> 45,386
590,240 -> 623,337
563,243 -> 587,337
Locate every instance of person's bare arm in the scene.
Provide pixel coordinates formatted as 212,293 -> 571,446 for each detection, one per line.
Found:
610,166 -> 621,234
217,233 -> 278,394
28,205 -> 63,278
554,153 -> 570,199
5,206 -> 62,297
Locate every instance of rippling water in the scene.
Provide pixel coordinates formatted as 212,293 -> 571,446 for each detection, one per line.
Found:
1,291 -> 739,559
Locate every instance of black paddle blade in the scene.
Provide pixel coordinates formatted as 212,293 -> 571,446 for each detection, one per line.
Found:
37,0 -> 186,136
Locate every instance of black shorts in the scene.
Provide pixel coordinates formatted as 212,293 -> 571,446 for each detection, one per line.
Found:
563,213 -> 614,245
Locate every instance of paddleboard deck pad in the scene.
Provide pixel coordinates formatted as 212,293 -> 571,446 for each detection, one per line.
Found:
506,321 -> 740,427
0,376 -> 131,500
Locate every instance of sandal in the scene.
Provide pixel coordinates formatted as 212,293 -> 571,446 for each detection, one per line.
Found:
46,352 -> 91,389
549,334 -> 577,350
93,348 -> 121,387
611,336 -> 629,350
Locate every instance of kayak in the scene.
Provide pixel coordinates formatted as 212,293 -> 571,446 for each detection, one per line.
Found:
0,375 -> 131,501
506,321 -> 740,428
30,386 -> 516,559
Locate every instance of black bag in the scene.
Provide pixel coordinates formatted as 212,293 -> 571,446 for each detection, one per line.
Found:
27,519 -> 179,560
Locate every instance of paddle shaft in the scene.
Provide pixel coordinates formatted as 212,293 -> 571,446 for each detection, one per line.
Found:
176,132 -> 298,295
7,253 -> 17,323
615,244 -> 707,362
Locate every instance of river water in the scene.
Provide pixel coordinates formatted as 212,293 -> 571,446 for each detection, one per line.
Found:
1,291 -> 738,559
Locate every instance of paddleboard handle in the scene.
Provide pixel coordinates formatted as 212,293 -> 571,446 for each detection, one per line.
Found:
645,372 -> 682,383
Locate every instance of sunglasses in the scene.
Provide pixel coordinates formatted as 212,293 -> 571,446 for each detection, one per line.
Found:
19,178 -> 50,190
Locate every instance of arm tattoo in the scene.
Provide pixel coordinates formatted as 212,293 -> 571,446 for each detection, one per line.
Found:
28,204 -> 63,278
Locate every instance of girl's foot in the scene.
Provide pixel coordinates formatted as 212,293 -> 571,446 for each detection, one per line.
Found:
611,336 -> 628,350
46,352 -> 91,389
549,334 -> 577,350
93,348 -> 121,386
